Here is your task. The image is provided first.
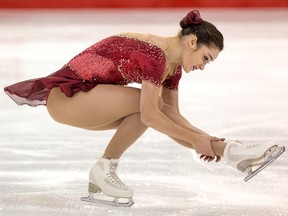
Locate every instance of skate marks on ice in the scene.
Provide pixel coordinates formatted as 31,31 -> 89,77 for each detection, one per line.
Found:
0,122 -> 287,216
1,174 -> 287,216
80,174 -> 288,216
1,9 -> 288,216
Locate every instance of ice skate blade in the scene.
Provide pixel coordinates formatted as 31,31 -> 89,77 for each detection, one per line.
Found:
81,194 -> 134,207
244,146 -> 285,182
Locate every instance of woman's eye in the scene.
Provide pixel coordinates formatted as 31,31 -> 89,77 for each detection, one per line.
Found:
204,56 -> 209,62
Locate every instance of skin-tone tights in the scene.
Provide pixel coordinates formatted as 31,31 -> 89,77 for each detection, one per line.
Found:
47,85 -> 226,159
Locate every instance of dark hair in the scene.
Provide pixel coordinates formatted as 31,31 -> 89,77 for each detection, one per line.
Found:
179,10 -> 224,51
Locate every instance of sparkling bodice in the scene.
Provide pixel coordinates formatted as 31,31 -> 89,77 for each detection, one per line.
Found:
68,34 -> 182,90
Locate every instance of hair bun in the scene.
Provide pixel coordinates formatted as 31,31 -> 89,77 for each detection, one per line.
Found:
181,10 -> 203,28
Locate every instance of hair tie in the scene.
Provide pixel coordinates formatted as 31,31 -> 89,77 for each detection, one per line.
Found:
183,10 -> 203,27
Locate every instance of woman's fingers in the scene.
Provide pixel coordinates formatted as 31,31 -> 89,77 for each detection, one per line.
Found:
199,136 -> 224,162
216,155 -> 221,162
196,135 -> 215,157
200,155 -> 212,161
210,136 -> 225,142
196,135 -> 225,158
199,154 -> 222,162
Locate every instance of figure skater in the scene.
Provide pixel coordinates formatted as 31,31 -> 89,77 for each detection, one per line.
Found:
4,10 -> 285,207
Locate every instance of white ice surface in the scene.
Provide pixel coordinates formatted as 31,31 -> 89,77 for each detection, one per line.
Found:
0,9 -> 287,216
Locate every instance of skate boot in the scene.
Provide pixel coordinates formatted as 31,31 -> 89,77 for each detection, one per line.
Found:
223,140 -> 285,181
81,158 -> 134,207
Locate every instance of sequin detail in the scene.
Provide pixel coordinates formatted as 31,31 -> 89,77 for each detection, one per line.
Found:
163,65 -> 182,90
68,34 -> 182,89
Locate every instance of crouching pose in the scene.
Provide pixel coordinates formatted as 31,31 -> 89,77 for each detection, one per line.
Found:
4,10 -> 285,207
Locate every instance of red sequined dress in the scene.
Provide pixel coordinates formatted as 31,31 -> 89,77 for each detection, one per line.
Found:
4,35 -> 182,107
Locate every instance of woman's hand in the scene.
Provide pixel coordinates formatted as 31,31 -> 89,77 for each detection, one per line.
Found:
199,137 -> 225,162
192,135 -> 221,157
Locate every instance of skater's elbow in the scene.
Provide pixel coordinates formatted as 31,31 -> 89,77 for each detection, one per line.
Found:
140,108 -> 159,127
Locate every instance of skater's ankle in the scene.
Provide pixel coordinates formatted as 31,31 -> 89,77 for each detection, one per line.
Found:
101,155 -> 120,160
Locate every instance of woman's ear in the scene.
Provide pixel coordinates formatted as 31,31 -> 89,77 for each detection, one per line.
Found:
188,35 -> 198,50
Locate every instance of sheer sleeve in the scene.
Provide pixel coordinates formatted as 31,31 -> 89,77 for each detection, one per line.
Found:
118,41 -> 166,86
128,45 -> 166,87
162,65 -> 182,90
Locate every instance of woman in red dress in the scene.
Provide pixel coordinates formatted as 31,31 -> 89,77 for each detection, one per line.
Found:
4,10 -> 284,207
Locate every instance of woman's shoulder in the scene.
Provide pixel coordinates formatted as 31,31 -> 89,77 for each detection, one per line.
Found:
116,32 -> 160,41
116,32 -> 165,50
87,33 -> 167,68
88,33 -> 160,52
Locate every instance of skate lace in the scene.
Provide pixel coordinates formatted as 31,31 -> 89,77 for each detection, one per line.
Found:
234,140 -> 260,148
106,162 -> 129,190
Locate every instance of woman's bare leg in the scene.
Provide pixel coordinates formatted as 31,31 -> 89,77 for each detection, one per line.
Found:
47,85 -> 225,159
47,85 -> 148,159
102,113 -> 147,159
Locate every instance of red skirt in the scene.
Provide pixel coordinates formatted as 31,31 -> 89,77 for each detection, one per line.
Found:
4,65 -> 97,107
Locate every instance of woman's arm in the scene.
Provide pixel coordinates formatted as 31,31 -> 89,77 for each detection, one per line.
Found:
161,87 -> 224,161
140,81 -> 216,157
161,87 -> 210,135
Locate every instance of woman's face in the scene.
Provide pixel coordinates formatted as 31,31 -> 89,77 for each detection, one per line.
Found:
181,35 -> 220,73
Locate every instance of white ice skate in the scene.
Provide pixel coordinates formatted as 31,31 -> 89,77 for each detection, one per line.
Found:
223,140 -> 285,182
81,158 -> 134,207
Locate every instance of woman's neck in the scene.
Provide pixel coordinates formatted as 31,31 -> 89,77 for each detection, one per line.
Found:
162,35 -> 182,64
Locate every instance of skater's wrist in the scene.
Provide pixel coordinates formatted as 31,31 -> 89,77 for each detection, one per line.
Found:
190,135 -> 215,157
